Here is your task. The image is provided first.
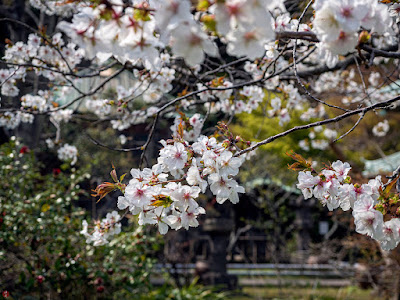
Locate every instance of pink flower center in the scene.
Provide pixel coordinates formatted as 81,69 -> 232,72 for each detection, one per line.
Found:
227,4 -> 241,17
384,227 -> 393,235
169,1 -> 179,14
338,31 -> 347,41
341,7 -> 352,18
354,187 -> 363,195
189,34 -> 202,46
244,31 -> 257,42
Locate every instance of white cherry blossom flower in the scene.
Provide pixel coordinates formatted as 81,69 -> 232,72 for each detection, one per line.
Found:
372,120 -> 389,137
216,151 -> 242,177
187,160 -> 208,193
159,142 -> 188,171
57,144 -> 78,165
297,171 -> 320,199
353,209 -> 383,238
377,219 -> 400,251
332,160 -> 351,182
170,21 -> 218,66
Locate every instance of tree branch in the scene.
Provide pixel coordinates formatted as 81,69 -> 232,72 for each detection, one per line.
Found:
235,94 -> 400,157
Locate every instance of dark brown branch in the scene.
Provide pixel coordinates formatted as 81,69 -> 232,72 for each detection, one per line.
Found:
360,44 -> 400,59
199,57 -> 248,80
139,113 -> 159,168
276,31 -> 400,61
276,31 -> 319,42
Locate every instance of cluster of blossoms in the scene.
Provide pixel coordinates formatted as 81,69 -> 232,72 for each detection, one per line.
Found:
198,81 -> 267,116
85,99 -> 112,119
313,0 -> 392,65
55,0 -> 279,67
313,69 -> 358,96
50,109 -> 74,124
259,81 -> 308,128
21,94 -> 48,112
29,0 -> 81,17
0,111 -> 34,130
170,113 -> 204,142
58,1 -> 169,66
298,126 -> 338,152
372,120 -> 390,137
83,54 -> 175,130
224,54 -> 308,125
0,67 -> 25,97
83,130 -> 247,245
80,211 -> 121,246
5,33 -> 84,79
209,0 -> 275,60
267,97 -> 291,126
56,0 -> 396,72
196,79 -> 233,113
297,161 -> 400,250
139,64 -> 176,104
57,144 -> 78,165
55,0 -> 296,68
0,32 -> 83,130
310,68 -> 393,107
1,0 -> 396,139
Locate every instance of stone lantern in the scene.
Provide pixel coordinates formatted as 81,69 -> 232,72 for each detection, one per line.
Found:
195,202 -> 237,289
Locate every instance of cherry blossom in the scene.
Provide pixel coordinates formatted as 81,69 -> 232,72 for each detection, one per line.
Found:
57,144 -> 78,165
296,160 -> 400,251
372,120 -> 390,137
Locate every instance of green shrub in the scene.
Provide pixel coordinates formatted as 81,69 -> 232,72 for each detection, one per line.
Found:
0,138 -> 159,299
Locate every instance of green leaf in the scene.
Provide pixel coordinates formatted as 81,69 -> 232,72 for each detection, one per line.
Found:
120,173 -> 127,182
383,175 -> 400,198
150,195 -> 173,208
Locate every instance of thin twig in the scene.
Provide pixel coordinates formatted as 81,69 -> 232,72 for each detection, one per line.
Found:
199,56 -> 248,80
139,113 -> 159,168
353,54 -> 372,105
85,132 -> 142,152
0,66 -> 19,87
333,110 -> 366,143
55,66 -> 126,111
